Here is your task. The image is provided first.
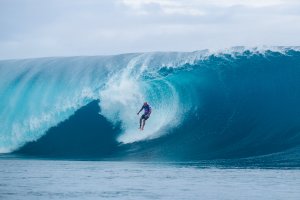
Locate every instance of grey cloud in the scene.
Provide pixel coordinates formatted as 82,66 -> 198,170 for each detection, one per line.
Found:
0,0 -> 300,59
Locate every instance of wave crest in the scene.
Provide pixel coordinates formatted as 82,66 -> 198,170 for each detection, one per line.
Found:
1,47 -> 300,159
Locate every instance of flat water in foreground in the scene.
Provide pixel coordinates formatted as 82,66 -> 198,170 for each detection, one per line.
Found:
0,159 -> 299,200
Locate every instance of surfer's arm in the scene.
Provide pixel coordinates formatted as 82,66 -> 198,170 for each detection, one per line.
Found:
137,106 -> 144,115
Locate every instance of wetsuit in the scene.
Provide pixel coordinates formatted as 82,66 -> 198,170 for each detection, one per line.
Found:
139,104 -> 151,120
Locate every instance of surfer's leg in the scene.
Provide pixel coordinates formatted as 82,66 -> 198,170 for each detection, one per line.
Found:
140,114 -> 146,129
139,116 -> 143,129
141,115 -> 149,130
141,119 -> 145,130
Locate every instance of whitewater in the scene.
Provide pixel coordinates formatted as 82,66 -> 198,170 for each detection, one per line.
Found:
0,47 -> 300,163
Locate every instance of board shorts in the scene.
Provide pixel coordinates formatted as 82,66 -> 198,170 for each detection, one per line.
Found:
141,114 -> 150,120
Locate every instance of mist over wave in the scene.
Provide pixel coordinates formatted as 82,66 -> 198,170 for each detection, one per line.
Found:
1,47 -> 300,162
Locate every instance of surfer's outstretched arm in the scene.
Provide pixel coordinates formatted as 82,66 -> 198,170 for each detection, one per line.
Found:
137,106 -> 143,115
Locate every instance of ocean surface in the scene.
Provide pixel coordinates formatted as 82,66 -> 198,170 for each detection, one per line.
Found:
1,47 -> 300,199
0,158 -> 299,200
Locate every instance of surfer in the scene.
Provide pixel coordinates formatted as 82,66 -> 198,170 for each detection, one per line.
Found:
137,102 -> 152,131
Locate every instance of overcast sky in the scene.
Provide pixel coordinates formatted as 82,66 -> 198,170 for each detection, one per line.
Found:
1,0 -> 300,59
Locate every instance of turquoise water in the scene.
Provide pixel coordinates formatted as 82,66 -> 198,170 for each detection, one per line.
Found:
1,48 -> 300,161
1,48 -> 300,199
0,159 -> 299,200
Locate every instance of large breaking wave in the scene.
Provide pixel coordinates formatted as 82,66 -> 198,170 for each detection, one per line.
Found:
1,47 -> 300,162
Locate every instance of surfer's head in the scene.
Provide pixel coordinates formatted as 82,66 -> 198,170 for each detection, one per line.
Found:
144,102 -> 148,106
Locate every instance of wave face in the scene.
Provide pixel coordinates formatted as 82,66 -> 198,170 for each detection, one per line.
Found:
1,47 -> 300,161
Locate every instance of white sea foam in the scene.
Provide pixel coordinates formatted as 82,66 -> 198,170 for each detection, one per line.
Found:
99,53 -> 183,143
